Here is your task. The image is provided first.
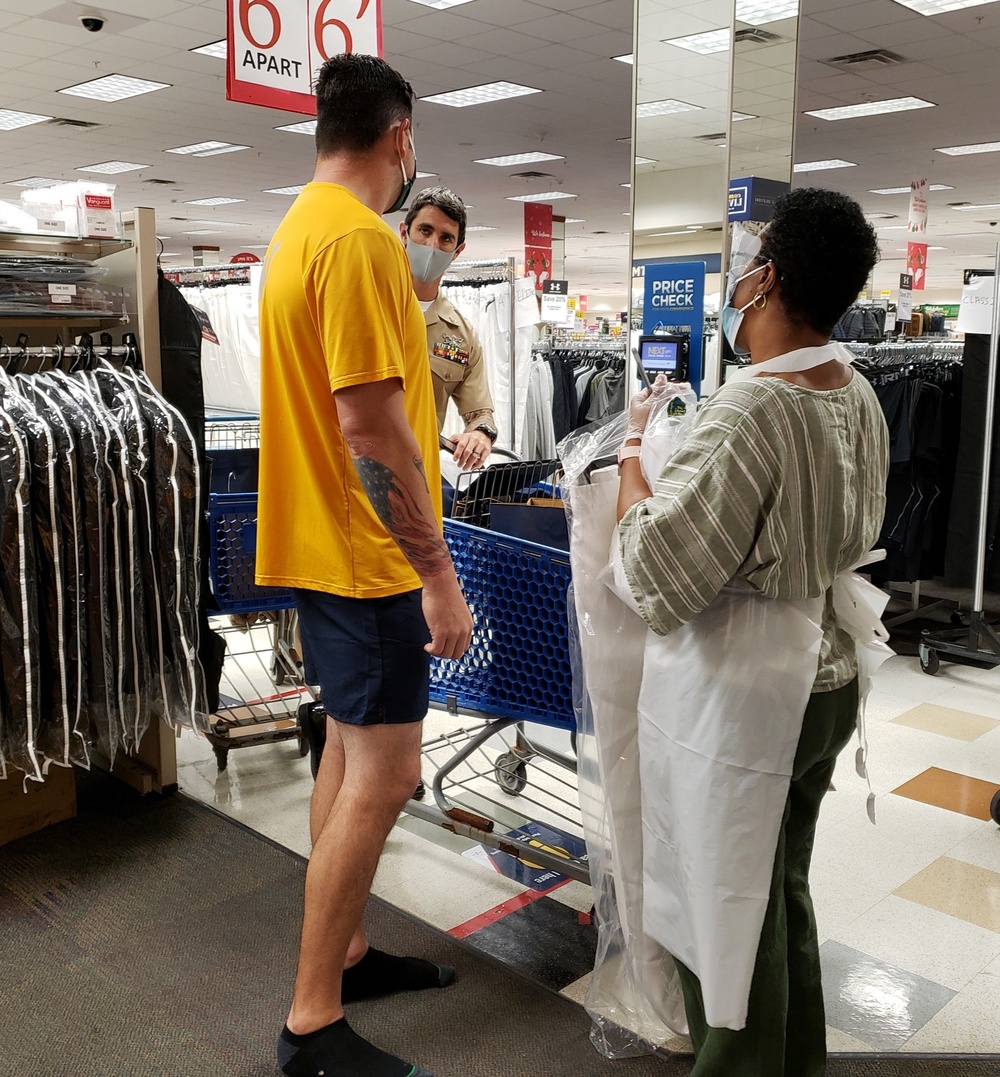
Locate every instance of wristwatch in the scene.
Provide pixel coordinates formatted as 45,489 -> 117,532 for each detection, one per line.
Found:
475,422 -> 498,443
617,443 -> 642,468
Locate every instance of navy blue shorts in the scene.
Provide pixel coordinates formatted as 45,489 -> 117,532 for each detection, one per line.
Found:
293,588 -> 431,726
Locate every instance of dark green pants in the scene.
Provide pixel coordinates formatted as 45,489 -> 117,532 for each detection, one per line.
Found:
675,677 -> 860,1077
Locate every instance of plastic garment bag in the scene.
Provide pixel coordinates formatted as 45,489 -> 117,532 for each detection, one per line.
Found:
561,386 -> 698,1056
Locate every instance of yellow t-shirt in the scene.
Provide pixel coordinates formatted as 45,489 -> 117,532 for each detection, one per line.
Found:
255,182 -> 441,598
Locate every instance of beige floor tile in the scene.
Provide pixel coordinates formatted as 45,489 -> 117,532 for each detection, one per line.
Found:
926,682 -> 1000,722
900,965 -> 1000,1053
891,702 -> 1000,742
895,856 -> 1000,934
546,878 -> 595,914
825,1026 -> 876,1052
560,971 -> 591,1005
892,767 -> 998,821
830,894 -> 1000,991
946,822 -> 1000,874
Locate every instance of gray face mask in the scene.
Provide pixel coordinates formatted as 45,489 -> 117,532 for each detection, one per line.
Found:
406,241 -> 456,284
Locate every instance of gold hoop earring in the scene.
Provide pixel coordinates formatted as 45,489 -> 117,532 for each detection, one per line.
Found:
752,292 -> 768,310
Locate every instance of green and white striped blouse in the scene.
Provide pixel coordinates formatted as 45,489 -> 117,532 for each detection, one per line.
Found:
620,371 -> 890,692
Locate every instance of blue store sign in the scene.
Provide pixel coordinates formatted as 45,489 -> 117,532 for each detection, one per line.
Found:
642,260 -> 705,395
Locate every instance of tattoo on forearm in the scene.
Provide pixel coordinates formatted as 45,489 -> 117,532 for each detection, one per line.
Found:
354,455 -> 451,576
462,408 -> 494,424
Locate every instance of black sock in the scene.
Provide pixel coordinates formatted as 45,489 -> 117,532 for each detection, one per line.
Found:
277,1018 -> 432,1077
341,947 -> 456,1004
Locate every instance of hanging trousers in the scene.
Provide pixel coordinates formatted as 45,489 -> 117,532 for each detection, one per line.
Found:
675,676 -> 860,1077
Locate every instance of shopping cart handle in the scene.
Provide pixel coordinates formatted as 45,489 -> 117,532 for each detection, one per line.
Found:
439,434 -> 520,462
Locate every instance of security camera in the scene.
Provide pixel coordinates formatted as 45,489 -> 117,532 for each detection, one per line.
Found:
79,13 -> 105,32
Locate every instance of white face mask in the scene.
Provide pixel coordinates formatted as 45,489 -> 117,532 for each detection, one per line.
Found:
406,240 -> 456,284
721,262 -> 769,357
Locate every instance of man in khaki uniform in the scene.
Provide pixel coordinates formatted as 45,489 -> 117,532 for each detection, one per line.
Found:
400,187 -> 498,471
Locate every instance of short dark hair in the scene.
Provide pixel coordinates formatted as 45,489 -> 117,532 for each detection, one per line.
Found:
314,53 -> 414,156
758,188 -> 881,335
405,187 -> 468,246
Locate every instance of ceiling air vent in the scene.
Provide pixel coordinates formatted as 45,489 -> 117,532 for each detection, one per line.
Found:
695,132 -> 727,143
143,178 -> 176,185
735,28 -> 781,45
48,117 -> 101,129
510,171 -> 553,180
824,49 -> 908,69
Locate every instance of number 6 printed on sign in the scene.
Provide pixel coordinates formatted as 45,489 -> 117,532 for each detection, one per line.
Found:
227,0 -> 383,116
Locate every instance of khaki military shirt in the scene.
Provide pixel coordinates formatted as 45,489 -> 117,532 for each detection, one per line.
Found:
423,293 -> 495,433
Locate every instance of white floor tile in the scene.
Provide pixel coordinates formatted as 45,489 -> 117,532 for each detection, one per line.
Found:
927,682 -> 1000,722
946,822 -> 1000,874
810,866 -> 888,942
900,965 -> 1000,1053
871,656 -> 955,702
830,894 -> 1000,992
825,1026 -> 875,1052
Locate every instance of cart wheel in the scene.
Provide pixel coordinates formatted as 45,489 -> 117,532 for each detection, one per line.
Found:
991,789 -> 1000,827
919,645 -> 940,676
495,752 -> 527,795
213,745 -> 229,772
412,780 -> 426,802
296,725 -> 310,758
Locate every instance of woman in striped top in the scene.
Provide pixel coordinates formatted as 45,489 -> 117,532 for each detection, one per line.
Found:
616,189 -> 889,1076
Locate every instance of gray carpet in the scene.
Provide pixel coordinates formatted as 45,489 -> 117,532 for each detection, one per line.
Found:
0,771 -> 997,1077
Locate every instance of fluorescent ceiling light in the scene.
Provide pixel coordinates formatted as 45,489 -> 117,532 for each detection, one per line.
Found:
183,229 -> 224,235
937,141 -> 1000,156
0,108 -> 52,130
264,185 -> 306,195
6,177 -> 60,188
805,97 -> 936,121
637,99 -> 702,118
621,183 -> 631,188
276,120 -> 317,135
865,212 -> 897,219
665,28 -> 730,54
184,197 -> 245,206
868,184 -> 953,194
465,225 -> 498,231
59,74 -> 170,102
955,203 -> 1000,211
77,160 -> 148,174
894,246 -> 948,251
635,156 -> 657,165
565,218 -> 586,224
649,229 -> 700,236
732,112 -> 756,122
891,0 -> 997,14
793,159 -> 857,172
474,152 -> 564,166
166,141 -> 249,157
506,191 -> 578,201
613,54 -> 634,64
191,39 -> 226,58
407,0 -> 476,7
415,171 -> 437,178
420,82 -> 541,107
736,0 -> 799,25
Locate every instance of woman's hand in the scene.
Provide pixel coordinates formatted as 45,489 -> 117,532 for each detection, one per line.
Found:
625,373 -> 669,442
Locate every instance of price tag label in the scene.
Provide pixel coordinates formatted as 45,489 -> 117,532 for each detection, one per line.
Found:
227,0 -> 382,116
49,283 -> 78,305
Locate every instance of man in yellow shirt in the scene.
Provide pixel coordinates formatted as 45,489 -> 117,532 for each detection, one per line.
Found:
257,53 -> 472,1077
398,187 -> 498,470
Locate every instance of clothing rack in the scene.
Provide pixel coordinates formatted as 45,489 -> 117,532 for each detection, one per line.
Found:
163,264 -> 253,287
441,256 -> 518,449
846,340 -> 964,366
0,333 -> 142,375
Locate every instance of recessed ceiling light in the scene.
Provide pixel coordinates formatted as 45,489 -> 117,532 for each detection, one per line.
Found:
635,156 -> 657,165
793,159 -> 857,172
276,120 -> 317,135
264,185 -> 306,195
474,152 -> 564,166
5,177 -> 61,188
637,99 -> 702,118
664,28 -> 730,54
613,54 -> 634,64
805,97 -> 936,121
0,108 -> 52,131
77,161 -> 149,174
182,229 -> 224,235
937,141 -> 1000,156
732,112 -> 756,122
891,0 -> 996,14
956,203 -> 1000,211
191,39 -> 227,58
466,225 -> 498,231
59,74 -> 170,102
868,184 -> 954,194
506,191 -> 577,201
166,141 -> 250,157
736,0 -> 799,24
184,197 -> 245,206
407,0 -> 476,7
420,82 -> 542,107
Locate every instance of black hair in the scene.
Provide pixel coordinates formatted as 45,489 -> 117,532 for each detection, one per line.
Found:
314,53 -> 414,156
757,188 -> 881,336
405,187 -> 467,246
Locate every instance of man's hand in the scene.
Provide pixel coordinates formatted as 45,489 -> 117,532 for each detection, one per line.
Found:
422,573 -> 474,660
452,429 -> 493,471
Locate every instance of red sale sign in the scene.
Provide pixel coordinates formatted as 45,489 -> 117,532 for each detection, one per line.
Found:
227,0 -> 383,116
524,202 -> 553,291
907,241 -> 928,291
